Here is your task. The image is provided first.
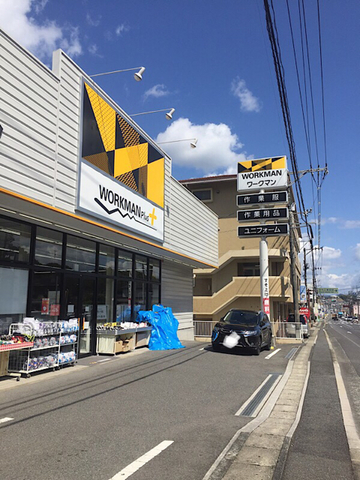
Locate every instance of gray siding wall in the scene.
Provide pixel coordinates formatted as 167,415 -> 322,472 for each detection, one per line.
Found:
0,32 -> 58,205
161,260 -> 194,339
164,178 -> 218,266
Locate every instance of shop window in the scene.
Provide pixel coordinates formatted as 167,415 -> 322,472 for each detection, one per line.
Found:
134,281 -> 146,315
149,258 -> 160,282
35,227 -> 63,268
148,282 -> 160,308
118,250 -> 133,278
97,277 -> 114,326
238,263 -> 260,277
66,235 -> 96,273
98,244 -> 115,276
0,217 -> 31,263
135,254 -> 148,280
116,280 -> 132,322
193,188 -> 213,202
30,270 -> 61,319
0,267 -> 28,334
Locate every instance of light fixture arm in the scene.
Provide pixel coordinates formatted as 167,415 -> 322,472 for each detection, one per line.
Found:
90,66 -> 145,79
158,138 -> 197,148
130,108 -> 175,120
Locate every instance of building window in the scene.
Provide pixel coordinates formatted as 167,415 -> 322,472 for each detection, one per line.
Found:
193,188 -> 213,202
118,250 -> 133,278
97,277 -> 114,326
30,270 -> 61,319
65,235 -> 96,273
116,280 -> 132,321
0,217 -> 31,263
149,259 -> 160,281
35,227 -> 63,268
98,244 -> 115,276
238,263 -> 260,276
135,254 -> 148,280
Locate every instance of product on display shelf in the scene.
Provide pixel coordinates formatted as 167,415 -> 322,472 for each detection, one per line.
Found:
8,320 -> 78,377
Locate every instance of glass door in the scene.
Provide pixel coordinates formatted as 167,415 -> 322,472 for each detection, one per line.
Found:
64,275 -> 95,356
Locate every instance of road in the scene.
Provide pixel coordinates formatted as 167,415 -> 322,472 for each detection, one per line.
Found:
0,341 -> 295,480
281,318 -> 360,480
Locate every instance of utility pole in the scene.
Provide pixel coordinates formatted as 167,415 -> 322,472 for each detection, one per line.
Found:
303,247 -> 311,309
289,205 -> 300,323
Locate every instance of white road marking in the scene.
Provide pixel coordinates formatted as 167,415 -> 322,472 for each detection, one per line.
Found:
0,417 -> 14,424
265,348 -> 281,359
347,331 -> 352,334
199,347 -> 205,351
109,440 -> 174,479
98,358 -> 111,362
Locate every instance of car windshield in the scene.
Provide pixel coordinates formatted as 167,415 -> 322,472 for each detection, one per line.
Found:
223,310 -> 259,326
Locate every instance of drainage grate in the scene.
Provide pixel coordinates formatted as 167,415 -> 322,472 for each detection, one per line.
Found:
285,347 -> 299,360
237,373 -> 282,417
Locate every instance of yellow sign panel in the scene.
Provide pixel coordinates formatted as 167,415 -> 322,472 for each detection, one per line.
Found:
82,83 -> 165,208
238,156 -> 286,173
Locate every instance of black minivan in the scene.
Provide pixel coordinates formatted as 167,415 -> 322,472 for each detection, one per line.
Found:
211,309 -> 272,355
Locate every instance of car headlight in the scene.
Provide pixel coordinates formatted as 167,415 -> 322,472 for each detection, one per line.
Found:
242,330 -> 258,336
212,327 -> 219,341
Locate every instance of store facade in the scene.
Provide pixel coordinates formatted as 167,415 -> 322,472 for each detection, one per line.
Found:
0,30 -> 218,355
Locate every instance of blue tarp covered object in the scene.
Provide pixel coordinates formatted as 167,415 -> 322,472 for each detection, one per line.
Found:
137,305 -> 185,350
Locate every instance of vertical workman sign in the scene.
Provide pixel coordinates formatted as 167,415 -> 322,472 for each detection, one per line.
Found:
237,156 -> 288,318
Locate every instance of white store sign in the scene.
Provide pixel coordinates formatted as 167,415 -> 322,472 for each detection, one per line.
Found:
237,168 -> 288,192
77,161 -> 164,242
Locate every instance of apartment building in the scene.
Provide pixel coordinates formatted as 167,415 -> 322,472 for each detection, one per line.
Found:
181,174 -> 301,324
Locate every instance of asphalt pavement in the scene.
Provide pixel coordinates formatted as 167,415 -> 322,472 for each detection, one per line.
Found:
281,327 -> 354,480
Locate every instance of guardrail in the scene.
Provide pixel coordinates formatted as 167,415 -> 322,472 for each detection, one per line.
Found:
193,320 -> 306,340
193,321 -> 217,337
272,321 -> 305,340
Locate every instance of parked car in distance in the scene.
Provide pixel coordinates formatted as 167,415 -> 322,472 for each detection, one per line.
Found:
211,309 -> 272,355
285,313 -> 309,338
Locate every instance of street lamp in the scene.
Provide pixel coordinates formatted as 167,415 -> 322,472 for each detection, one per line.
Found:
90,66 -> 146,81
157,138 -> 198,148
130,108 -> 176,120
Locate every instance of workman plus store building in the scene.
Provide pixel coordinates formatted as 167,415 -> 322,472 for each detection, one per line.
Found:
0,30 -> 218,356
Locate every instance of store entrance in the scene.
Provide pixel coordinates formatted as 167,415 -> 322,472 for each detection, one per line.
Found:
64,275 -> 96,357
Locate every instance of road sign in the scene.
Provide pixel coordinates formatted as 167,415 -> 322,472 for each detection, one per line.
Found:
237,156 -> 288,192
318,288 -> 338,294
237,190 -> 288,207
237,207 -> 288,222
237,224 -> 289,238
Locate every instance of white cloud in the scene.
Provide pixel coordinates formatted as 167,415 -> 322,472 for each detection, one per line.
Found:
88,44 -> 101,56
116,24 -> 130,36
156,117 -> 247,175
322,246 -> 342,260
231,78 -> 261,113
0,0 -> 82,61
86,13 -> 101,27
343,220 -> 360,229
143,84 -> 170,100
355,244 -> 360,261
33,0 -> 48,14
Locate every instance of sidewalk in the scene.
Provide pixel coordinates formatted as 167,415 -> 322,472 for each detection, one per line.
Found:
217,324 -> 356,479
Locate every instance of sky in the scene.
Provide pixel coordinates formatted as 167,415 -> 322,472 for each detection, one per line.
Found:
1,0 -> 359,293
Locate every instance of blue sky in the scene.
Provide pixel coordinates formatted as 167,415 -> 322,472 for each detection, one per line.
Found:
1,0 -> 359,293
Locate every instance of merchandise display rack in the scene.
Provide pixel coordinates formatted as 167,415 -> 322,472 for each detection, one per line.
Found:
8,320 -> 78,378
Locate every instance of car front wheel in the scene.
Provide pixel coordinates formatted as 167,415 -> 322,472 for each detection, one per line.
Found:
254,338 -> 261,355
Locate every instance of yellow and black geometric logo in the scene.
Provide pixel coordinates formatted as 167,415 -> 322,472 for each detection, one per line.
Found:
82,83 -> 164,208
238,156 -> 286,173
